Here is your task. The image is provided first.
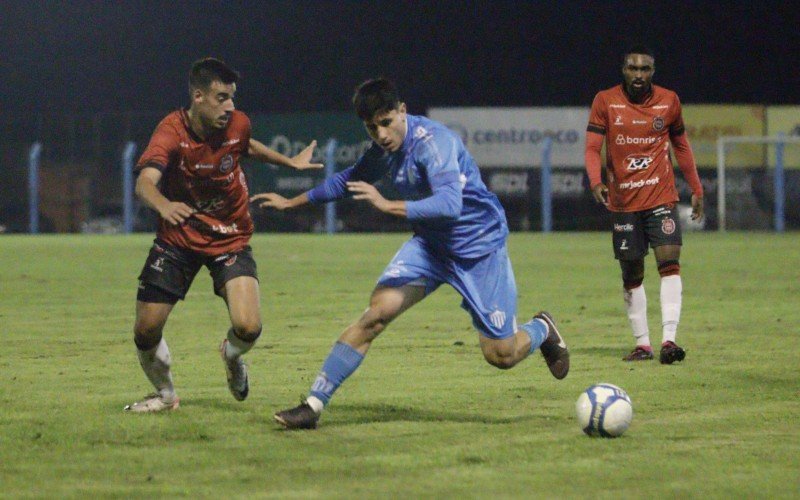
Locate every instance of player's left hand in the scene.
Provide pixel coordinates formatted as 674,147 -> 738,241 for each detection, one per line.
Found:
250,192 -> 292,210
289,140 -> 324,170
691,194 -> 704,221
347,181 -> 388,211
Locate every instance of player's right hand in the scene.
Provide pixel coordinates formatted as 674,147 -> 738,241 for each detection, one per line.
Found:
591,184 -> 609,207
250,193 -> 291,210
159,202 -> 196,225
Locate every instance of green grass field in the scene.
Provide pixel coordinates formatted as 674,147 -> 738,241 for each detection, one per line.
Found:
1,232 -> 798,498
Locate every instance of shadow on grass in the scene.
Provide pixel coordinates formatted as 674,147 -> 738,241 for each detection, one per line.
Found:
278,403 -> 548,429
571,346 -> 626,357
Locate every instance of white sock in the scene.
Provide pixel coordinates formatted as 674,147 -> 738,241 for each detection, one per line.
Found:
660,275 -> 682,344
623,285 -> 650,347
224,328 -> 255,361
306,396 -> 324,414
136,338 -> 175,400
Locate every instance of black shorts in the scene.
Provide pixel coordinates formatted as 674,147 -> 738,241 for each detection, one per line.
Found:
611,204 -> 682,261
136,239 -> 258,304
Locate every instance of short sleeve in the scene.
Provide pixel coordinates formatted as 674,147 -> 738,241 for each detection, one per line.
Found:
136,121 -> 180,172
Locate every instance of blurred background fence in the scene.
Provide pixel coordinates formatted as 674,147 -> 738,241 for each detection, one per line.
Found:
3,105 -> 799,234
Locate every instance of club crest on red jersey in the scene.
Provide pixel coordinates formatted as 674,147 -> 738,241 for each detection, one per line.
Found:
661,217 -> 676,235
220,154 -> 234,173
652,116 -> 665,131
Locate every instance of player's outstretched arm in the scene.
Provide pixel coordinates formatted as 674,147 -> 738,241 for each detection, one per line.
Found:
250,192 -> 309,211
135,166 -> 196,225
248,138 -> 323,170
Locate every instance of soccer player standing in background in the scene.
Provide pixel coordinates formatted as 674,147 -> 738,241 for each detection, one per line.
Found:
252,78 -> 570,429
125,57 -> 322,412
585,45 -> 704,364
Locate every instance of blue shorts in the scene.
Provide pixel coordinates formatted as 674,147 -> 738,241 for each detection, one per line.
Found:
377,236 -> 518,340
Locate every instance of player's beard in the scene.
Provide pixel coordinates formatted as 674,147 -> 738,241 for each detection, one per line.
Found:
626,80 -> 651,101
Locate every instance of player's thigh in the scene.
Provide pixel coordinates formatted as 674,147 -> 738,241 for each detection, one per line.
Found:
365,284 -> 427,324
137,239 -> 202,301
644,204 -> 682,259
222,276 -> 261,332
209,246 -> 261,329
450,245 -> 518,340
653,244 -> 681,263
376,236 -> 446,296
611,211 -> 648,261
134,300 -> 175,336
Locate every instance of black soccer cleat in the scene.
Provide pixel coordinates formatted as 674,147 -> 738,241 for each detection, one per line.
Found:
274,401 -> 320,430
623,346 -> 654,362
534,311 -> 570,379
659,341 -> 686,365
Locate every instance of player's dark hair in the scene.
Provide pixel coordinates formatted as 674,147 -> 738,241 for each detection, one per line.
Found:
353,78 -> 401,121
622,45 -> 655,65
189,57 -> 239,90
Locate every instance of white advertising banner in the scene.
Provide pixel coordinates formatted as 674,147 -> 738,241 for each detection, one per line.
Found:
428,107 -> 589,168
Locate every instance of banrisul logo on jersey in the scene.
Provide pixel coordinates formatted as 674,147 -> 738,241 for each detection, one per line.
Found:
616,135 -> 657,145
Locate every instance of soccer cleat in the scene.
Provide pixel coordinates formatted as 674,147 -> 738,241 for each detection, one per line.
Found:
124,393 -> 180,413
220,339 -> 249,401
274,401 -> 320,430
659,341 -> 686,365
534,311 -> 570,379
622,346 -> 654,361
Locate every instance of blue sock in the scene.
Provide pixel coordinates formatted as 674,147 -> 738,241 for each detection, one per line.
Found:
308,342 -> 365,406
520,318 -> 549,355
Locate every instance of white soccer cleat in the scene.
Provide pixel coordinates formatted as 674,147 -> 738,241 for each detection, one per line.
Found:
124,393 -> 180,413
220,340 -> 249,401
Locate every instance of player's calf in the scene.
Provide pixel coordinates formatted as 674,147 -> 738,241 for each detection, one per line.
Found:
220,326 -> 258,401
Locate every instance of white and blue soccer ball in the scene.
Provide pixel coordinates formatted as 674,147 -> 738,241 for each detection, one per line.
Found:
575,383 -> 633,438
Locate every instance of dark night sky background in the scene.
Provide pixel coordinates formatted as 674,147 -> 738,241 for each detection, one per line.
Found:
1,0 -> 799,120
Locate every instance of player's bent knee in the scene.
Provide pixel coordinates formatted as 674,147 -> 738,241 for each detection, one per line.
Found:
133,323 -> 163,350
483,351 -> 516,370
658,259 -> 680,277
358,307 -> 393,336
232,323 -> 262,343
620,259 -> 645,289
480,342 -> 517,370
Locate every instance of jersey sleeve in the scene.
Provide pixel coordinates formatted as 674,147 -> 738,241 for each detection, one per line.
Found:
587,92 -> 607,136
668,93 -> 686,138
414,131 -> 462,185
406,131 -> 463,221
350,143 -> 389,183
136,121 -> 179,172
671,131 -> 703,197
306,143 -> 385,203
239,114 -> 253,156
584,131 -> 605,189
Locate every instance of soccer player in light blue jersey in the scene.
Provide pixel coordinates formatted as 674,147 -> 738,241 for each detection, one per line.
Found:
251,78 -> 569,429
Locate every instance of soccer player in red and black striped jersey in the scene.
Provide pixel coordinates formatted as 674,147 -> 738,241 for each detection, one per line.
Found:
125,58 -> 322,412
585,45 -> 704,364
